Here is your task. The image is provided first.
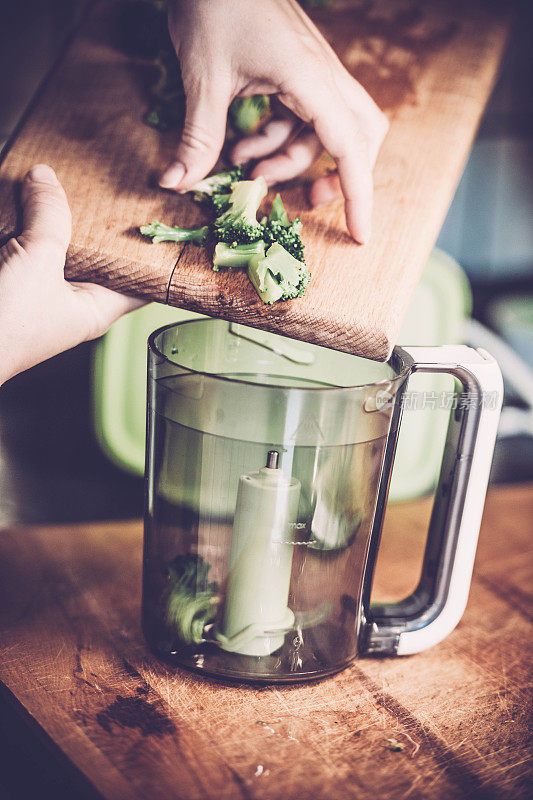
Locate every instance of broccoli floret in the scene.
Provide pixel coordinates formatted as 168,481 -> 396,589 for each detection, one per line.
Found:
213,241 -> 265,271
263,218 -> 305,262
248,242 -> 310,304
165,554 -> 218,645
229,95 -> 270,135
140,221 -> 209,245
262,193 -> 305,261
213,177 -> 267,244
190,167 -> 243,203
210,193 -> 231,216
268,193 -> 289,226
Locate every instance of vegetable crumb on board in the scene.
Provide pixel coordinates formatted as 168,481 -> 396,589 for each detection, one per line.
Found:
382,738 -> 405,752
381,733 -> 421,757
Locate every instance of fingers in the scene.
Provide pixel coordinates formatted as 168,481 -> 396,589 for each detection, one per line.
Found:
251,128 -> 323,185
282,81 -> 373,243
17,164 -> 71,263
160,75 -> 231,191
231,118 -> 295,164
340,75 -> 389,168
309,171 -> 341,208
70,282 -> 146,341
289,0 -> 389,169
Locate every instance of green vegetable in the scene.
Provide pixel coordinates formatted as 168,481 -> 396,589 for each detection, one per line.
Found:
210,193 -> 232,215
165,554 -> 218,645
263,193 -> 305,261
213,177 -> 267,244
248,242 -> 310,304
264,217 -> 305,262
139,173 -> 310,304
191,166 -> 243,203
382,738 -> 405,752
268,193 -> 289,226
140,221 -> 209,245
229,95 -> 270,135
213,241 -> 265,271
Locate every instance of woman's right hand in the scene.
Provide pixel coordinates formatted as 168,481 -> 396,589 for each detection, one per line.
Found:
160,0 -> 388,244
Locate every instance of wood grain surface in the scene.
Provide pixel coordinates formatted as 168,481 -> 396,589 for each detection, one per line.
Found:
0,483 -> 531,800
0,0 -> 511,359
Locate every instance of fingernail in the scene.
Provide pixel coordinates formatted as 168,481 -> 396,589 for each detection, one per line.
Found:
159,162 -> 185,189
27,164 -> 58,185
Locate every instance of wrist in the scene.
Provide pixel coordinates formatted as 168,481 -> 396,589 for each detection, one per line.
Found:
0,335 -> 22,387
0,357 -> 17,387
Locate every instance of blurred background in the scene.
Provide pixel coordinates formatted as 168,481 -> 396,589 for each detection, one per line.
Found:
0,0 -> 532,529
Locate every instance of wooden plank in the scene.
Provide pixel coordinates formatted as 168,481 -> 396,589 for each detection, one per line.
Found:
0,484 -> 531,800
0,2 -> 511,359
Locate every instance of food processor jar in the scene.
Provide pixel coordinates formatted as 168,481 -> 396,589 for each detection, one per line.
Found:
142,319 -> 502,682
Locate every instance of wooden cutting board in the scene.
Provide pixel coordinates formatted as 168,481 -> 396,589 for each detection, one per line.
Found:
0,0 -> 511,360
0,484 -> 531,800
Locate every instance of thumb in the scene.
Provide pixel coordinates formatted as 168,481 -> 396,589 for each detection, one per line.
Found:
159,77 -> 230,191
17,164 -> 71,263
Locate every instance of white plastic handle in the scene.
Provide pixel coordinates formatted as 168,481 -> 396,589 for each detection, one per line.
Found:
399,346 -> 503,654
364,346 -> 503,656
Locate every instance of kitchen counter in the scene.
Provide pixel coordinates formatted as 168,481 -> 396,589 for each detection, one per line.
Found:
0,483 -> 531,800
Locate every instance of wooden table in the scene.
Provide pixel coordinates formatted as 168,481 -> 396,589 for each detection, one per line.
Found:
0,0 -> 511,360
0,483 -> 531,800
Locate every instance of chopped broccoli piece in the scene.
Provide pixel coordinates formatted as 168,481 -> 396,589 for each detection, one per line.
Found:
140,221 -> 209,245
268,193 -> 289,226
190,167 -> 243,202
213,177 -> 267,244
229,95 -> 270,135
263,217 -> 305,262
210,193 -> 231,215
248,242 -> 310,304
263,193 -> 305,261
165,554 -> 218,645
248,258 -> 284,304
213,241 -> 265,271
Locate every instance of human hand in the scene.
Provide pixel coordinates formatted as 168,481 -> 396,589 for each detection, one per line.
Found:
160,0 -> 388,243
0,164 -> 144,386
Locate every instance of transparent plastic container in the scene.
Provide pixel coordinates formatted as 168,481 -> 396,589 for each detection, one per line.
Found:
143,320 -> 502,682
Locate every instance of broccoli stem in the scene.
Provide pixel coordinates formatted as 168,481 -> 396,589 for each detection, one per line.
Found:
248,257 -> 285,304
213,241 -> 265,271
140,221 -> 209,245
213,177 -> 267,244
190,166 -> 243,202
248,242 -> 309,305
